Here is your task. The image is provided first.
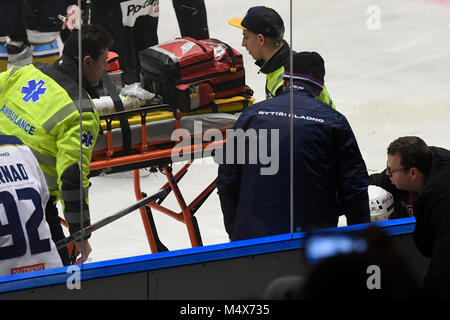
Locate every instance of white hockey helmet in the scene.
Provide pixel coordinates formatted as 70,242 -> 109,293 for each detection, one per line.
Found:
368,185 -> 394,222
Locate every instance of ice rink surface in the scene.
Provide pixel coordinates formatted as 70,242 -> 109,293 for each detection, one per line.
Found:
81,0 -> 450,262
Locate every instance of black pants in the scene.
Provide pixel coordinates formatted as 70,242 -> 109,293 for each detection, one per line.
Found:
45,196 -> 71,266
90,1 -> 159,84
172,0 -> 209,39
0,0 -> 21,37
89,0 -> 209,85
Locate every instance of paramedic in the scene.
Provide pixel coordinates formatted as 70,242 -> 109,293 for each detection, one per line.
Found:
216,51 -> 370,241
0,24 -> 113,265
228,6 -> 335,108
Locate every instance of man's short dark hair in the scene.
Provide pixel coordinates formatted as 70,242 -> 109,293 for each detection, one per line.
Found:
63,24 -> 113,62
387,136 -> 432,174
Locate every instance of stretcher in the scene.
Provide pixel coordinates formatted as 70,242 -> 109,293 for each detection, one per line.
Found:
89,95 -> 254,253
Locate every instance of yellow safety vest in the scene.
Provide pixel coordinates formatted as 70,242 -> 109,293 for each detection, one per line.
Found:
0,64 -> 100,232
266,65 -> 336,109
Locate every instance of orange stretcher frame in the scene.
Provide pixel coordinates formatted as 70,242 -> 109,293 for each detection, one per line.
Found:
88,103 -> 236,253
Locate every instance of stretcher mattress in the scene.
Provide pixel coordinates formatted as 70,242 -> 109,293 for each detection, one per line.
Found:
92,96 -> 254,156
94,112 -> 239,152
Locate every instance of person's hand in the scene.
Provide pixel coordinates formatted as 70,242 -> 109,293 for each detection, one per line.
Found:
74,240 -> 92,264
62,5 -> 82,30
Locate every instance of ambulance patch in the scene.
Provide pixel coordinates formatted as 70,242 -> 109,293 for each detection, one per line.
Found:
21,79 -> 47,103
82,131 -> 94,148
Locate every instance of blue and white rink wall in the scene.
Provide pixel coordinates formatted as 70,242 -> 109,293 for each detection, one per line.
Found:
0,217 -> 429,299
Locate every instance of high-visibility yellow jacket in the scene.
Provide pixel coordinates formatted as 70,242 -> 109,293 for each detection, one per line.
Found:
0,58 -> 100,235
265,65 -> 335,109
256,41 -> 290,100
258,42 -> 336,109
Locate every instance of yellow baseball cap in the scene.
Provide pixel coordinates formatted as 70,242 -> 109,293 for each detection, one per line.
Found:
228,6 -> 284,38
228,17 -> 246,30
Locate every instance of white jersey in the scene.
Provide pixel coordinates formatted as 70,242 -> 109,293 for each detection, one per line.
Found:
0,135 -> 63,276
120,0 -> 160,27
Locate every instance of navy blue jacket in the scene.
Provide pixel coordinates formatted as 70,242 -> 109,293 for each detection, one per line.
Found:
217,82 -> 370,241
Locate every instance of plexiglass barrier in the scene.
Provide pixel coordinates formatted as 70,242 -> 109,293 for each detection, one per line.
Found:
1,0 -> 450,286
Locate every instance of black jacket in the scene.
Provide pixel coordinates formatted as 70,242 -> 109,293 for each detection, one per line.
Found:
413,166 -> 450,298
255,41 -> 290,98
369,146 -> 450,218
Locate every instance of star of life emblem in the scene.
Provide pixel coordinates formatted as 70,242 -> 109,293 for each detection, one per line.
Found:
21,79 -> 47,103
82,131 -> 94,148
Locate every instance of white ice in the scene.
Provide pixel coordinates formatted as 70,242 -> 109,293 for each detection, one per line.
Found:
64,0 -> 450,263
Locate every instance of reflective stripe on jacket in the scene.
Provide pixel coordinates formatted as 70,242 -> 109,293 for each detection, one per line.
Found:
0,60 -> 100,233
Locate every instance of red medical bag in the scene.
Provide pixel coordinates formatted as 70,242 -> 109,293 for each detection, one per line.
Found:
139,37 -> 252,112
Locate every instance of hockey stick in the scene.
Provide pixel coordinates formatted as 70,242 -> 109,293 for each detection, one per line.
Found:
56,189 -> 167,250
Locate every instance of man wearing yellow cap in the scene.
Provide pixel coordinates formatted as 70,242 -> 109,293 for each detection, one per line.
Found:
228,6 -> 335,108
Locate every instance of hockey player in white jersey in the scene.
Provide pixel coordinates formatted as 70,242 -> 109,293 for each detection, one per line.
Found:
0,135 -> 63,276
